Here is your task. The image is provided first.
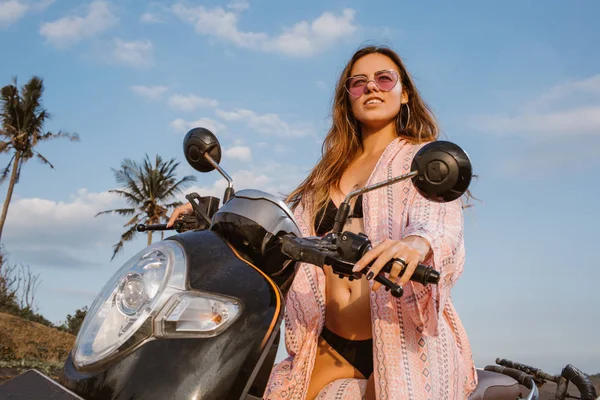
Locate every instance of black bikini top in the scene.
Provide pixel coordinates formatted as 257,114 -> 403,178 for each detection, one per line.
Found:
314,195 -> 364,236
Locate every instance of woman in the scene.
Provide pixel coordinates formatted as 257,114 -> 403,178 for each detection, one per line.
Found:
265,44 -> 478,400
170,45 -> 477,399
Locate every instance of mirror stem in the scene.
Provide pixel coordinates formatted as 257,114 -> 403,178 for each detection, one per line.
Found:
203,153 -> 235,203
204,153 -> 234,188
331,170 -> 419,234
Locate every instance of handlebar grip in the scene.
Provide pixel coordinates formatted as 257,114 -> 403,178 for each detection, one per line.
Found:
495,358 -> 539,375
484,366 -> 536,389
561,364 -> 598,400
137,223 -> 169,232
381,261 -> 440,285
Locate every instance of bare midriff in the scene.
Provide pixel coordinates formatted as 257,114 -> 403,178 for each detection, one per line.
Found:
323,216 -> 373,340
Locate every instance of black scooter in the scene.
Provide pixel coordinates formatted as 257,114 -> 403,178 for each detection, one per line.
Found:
0,127 -> 596,400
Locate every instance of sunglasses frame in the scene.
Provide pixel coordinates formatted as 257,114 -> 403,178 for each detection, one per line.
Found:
344,69 -> 401,97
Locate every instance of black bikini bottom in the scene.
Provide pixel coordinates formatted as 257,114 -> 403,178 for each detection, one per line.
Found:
320,326 -> 374,378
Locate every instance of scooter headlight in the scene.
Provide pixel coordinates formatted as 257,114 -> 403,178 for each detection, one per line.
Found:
73,240 -> 185,369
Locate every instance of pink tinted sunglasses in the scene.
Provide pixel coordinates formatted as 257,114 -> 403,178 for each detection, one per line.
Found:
345,69 -> 400,97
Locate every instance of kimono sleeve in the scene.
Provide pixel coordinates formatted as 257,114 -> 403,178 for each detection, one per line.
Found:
401,185 -> 466,337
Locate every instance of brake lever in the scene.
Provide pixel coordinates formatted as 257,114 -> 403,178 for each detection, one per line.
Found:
280,234 -> 405,297
324,256 -> 404,297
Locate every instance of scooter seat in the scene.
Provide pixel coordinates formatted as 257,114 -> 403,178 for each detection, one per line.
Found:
468,369 -> 523,400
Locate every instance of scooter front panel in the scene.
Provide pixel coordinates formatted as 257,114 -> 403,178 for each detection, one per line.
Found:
60,229 -> 283,400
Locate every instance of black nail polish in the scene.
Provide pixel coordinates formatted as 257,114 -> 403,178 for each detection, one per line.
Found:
366,272 -> 374,280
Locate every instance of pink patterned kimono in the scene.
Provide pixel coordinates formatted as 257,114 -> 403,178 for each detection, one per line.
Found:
264,137 -> 478,399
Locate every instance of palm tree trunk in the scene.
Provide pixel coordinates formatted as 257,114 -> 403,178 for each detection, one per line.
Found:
0,151 -> 21,242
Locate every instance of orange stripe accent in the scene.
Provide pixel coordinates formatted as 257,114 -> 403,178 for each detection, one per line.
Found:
225,242 -> 282,350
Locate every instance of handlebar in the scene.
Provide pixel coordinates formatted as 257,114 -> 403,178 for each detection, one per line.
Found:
495,358 -> 553,382
136,214 -> 200,234
136,195 -> 221,234
495,358 -> 598,400
484,365 -> 537,389
280,232 -> 440,297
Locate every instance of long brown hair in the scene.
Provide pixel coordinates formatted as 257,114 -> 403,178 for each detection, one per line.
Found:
285,45 -> 440,226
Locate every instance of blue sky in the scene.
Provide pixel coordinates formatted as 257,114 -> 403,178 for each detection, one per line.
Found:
1,0 -> 599,375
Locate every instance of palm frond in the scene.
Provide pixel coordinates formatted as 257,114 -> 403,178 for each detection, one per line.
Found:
95,208 -> 136,218
1,83 -> 20,134
164,201 -> 183,208
39,130 -> 80,142
107,188 -> 144,205
123,213 -> 144,227
34,151 -> 54,168
161,175 -> 197,199
111,159 -> 147,203
0,140 -> 12,153
0,154 -> 15,185
110,223 -> 139,261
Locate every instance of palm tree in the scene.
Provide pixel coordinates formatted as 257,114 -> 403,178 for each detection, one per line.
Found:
0,76 -> 79,241
96,154 -> 196,260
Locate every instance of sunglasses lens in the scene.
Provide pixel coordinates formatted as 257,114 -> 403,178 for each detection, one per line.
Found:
375,71 -> 398,91
345,70 -> 399,96
346,76 -> 367,97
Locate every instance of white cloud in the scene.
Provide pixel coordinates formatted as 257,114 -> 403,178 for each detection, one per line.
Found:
495,137 -> 600,179
170,118 -> 227,134
168,94 -> 219,111
130,85 -> 169,100
181,161 -> 307,203
2,188 -> 125,251
172,2 -> 266,49
139,2 -> 169,24
183,170 -> 273,200
471,105 -> 600,138
470,73 -> 600,175
522,74 -> 600,112
224,145 -> 251,161
471,73 -> 600,140
140,12 -> 163,23
215,108 -> 311,137
112,39 -> 154,68
0,0 -> 28,28
172,3 -> 358,57
40,0 -> 118,48
30,0 -> 54,11
263,9 -> 358,57
0,0 -> 50,28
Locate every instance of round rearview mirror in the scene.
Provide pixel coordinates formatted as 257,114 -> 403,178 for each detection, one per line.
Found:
183,127 -> 222,173
411,141 -> 472,203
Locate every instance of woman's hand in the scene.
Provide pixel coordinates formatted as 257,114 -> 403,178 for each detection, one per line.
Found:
167,202 -> 194,228
351,236 -> 431,291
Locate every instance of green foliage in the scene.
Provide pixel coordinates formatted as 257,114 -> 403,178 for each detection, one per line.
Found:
57,306 -> 88,335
